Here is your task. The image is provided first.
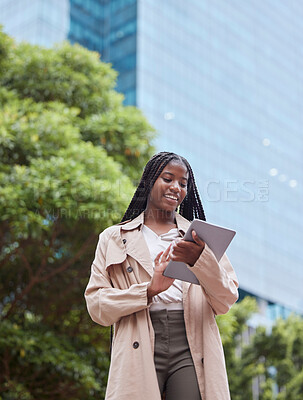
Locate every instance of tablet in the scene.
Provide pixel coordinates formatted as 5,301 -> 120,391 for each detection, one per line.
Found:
163,219 -> 236,284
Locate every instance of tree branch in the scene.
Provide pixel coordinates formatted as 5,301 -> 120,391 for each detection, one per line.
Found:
35,223 -> 61,278
39,232 -> 95,282
1,275 -> 39,320
1,232 -> 96,320
19,252 -> 33,278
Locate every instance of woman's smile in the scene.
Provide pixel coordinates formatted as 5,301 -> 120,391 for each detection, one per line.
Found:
163,194 -> 179,203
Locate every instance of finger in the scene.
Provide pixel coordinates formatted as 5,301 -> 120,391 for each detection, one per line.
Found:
174,240 -> 197,251
154,251 -> 164,265
174,240 -> 191,248
162,243 -> 172,260
171,249 -> 190,260
171,247 -> 186,255
191,230 -> 205,247
170,253 -> 185,262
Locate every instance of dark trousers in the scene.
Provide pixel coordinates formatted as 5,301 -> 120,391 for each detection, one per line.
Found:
150,309 -> 201,400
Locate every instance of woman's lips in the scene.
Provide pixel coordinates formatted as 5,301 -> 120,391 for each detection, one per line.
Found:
164,194 -> 178,202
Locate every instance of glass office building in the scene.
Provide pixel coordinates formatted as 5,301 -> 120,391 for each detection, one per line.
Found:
67,0 -> 137,105
1,0 -> 302,317
136,0 -> 303,319
0,0 -> 70,46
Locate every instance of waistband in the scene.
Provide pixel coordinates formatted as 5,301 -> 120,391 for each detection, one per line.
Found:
149,302 -> 183,312
149,308 -> 185,321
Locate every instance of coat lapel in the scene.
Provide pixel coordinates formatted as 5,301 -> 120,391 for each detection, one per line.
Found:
118,211 -> 192,279
104,230 -> 127,270
124,230 -> 154,277
120,213 -> 153,277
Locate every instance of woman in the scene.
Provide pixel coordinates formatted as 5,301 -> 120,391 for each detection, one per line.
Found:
85,152 -> 239,400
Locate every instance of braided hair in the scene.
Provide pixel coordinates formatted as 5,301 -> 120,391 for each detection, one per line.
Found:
121,152 -> 206,222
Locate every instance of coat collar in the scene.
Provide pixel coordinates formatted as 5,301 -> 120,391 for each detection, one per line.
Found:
119,211 -> 190,236
116,211 -> 193,286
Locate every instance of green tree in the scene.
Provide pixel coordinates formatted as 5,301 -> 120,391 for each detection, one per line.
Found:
217,298 -> 303,400
0,27 -> 155,399
251,314 -> 303,400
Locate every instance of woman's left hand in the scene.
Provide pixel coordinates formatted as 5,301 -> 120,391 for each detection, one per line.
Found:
170,230 -> 205,267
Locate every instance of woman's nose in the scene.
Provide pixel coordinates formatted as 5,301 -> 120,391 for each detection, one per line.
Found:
169,181 -> 181,192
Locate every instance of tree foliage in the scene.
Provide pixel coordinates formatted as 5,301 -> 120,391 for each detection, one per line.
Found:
217,298 -> 303,400
0,27 -> 155,399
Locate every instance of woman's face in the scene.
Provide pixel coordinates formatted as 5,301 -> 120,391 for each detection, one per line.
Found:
147,161 -> 188,213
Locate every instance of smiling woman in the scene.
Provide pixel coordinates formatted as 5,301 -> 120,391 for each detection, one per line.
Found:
84,151 -> 239,400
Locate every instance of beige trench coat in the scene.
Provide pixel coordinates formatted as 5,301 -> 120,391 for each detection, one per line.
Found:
85,212 -> 239,400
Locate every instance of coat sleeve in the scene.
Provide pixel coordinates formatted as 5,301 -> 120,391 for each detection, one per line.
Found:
190,244 -> 239,315
84,230 -> 149,327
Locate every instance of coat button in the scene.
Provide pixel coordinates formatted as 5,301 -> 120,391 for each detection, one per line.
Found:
127,266 -> 133,273
122,239 -> 127,244
133,341 -> 139,349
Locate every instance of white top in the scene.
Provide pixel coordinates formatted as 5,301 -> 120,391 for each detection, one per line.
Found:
142,224 -> 183,311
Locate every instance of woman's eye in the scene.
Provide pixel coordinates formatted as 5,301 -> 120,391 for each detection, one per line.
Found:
163,177 -> 186,188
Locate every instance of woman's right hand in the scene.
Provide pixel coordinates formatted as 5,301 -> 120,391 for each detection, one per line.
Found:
147,244 -> 175,302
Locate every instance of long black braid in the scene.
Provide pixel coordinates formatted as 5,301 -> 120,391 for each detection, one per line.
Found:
121,152 -> 206,222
